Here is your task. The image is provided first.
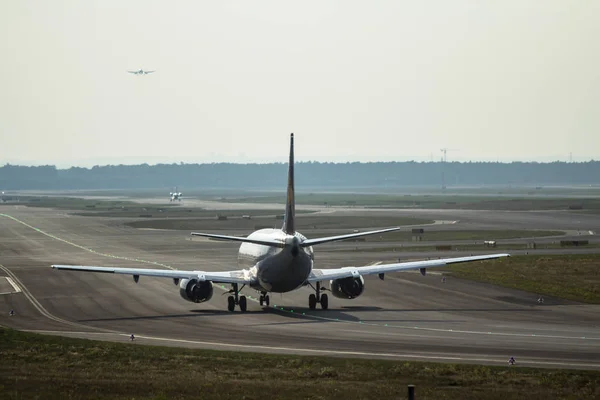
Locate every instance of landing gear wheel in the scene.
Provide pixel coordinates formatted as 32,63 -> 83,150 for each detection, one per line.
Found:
309,294 -> 317,310
227,296 -> 235,312
265,295 -> 270,306
320,294 -> 329,310
239,296 -> 247,312
259,296 -> 264,306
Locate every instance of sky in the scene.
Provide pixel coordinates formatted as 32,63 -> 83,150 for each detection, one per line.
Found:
1,1 -> 599,168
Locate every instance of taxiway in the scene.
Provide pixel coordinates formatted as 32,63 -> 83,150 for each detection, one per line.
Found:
1,203 -> 600,369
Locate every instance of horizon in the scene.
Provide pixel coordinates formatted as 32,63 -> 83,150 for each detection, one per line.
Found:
2,156 -> 598,170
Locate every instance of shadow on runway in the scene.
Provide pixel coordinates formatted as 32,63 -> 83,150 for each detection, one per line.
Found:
78,305 -> 545,325
256,305 -> 545,326
78,309 -> 262,323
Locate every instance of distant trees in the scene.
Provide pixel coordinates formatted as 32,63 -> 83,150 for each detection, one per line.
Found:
0,161 -> 599,190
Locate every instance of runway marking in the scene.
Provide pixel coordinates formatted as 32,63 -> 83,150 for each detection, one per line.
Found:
2,213 -> 599,346
6,277 -> 22,293
0,263 -> 118,334
268,303 -> 600,341
0,213 -> 175,270
22,329 -> 600,369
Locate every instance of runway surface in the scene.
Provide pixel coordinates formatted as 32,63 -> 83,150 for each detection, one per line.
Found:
1,203 -> 600,370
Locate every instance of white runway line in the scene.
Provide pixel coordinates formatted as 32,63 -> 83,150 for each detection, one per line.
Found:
6,277 -> 22,293
23,329 -> 600,369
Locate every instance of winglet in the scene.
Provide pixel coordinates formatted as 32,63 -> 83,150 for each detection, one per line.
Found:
282,133 -> 295,234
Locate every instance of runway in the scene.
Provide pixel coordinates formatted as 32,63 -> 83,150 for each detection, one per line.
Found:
1,203 -> 600,370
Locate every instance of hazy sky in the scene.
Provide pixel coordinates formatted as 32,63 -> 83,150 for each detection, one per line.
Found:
1,1 -> 599,167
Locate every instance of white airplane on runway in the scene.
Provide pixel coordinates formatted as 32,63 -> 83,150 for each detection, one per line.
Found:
128,69 -> 155,75
170,188 -> 182,202
52,134 -> 509,312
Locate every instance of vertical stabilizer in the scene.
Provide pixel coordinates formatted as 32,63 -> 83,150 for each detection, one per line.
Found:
282,133 -> 295,234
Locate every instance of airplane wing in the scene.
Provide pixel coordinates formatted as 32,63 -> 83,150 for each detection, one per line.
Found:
307,253 -> 509,282
144,70 -> 155,74
51,265 -> 253,284
127,71 -> 138,74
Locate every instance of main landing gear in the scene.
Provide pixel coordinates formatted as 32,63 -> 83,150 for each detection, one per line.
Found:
259,292 -> 270,306
227,283 -> 247,312
308,281 -> 328,310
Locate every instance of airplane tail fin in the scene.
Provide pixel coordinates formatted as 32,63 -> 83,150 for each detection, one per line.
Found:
282,133 -> 295,235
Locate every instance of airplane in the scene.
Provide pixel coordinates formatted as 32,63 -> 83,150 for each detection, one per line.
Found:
128,69 -> 155,75
52,134 -> 510,312
170,188 -> 182,202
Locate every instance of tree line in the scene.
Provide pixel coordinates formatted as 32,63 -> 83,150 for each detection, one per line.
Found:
0,161 -> 599,190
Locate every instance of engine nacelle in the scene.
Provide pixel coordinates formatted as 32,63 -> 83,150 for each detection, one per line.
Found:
179,279 -> 214,303
330,276 -> 365,299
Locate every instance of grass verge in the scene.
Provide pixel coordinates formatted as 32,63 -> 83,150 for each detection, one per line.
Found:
126,215 -> 433,231
359,229 -> 564,242
1,328 -> 599,400
447,254 -> 600,303
218,193 -> 600,211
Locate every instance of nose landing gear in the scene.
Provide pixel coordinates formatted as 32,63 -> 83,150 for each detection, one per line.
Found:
308,282 -> 328,310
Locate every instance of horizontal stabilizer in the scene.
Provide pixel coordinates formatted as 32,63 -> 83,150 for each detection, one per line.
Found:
191,232 -> 285,248
301,227 -> 401,247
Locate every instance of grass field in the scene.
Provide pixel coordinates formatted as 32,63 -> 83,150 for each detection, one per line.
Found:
217,192 -> 600,211
126,215 -> 434,231
8,193 -> 600,213
1,328 -> 599,400
75,209 -> 315,219
20,196 -> 171,212
447,254 -> 600,304
338,242 -> 600,254
358,229 -> 564,242
9,196 -> 314,219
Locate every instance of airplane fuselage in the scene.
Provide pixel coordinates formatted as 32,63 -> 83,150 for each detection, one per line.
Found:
237,229 -> 314,293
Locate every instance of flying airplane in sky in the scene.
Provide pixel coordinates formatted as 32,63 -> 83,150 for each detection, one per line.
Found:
128,69 -> 155,75
170,188 -> 182,202
52,134 -> 509,312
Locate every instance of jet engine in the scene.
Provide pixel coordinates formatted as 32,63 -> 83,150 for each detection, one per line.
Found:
179,279 -> 214,303
330,276 -> 365,299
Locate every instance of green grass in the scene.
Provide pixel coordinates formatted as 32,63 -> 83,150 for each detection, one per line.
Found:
360,229 -> 564,242
13,192 -> 600,212
126,215 -> 433,231
15,196 -> 315,219
22,196 -> 173,211
75,209 -> 314,219
447,254 -> 600,303
217,192 -> 600,211
308,229 -> 563,245
1,328 -> 599,400
343,242 -> 600,253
